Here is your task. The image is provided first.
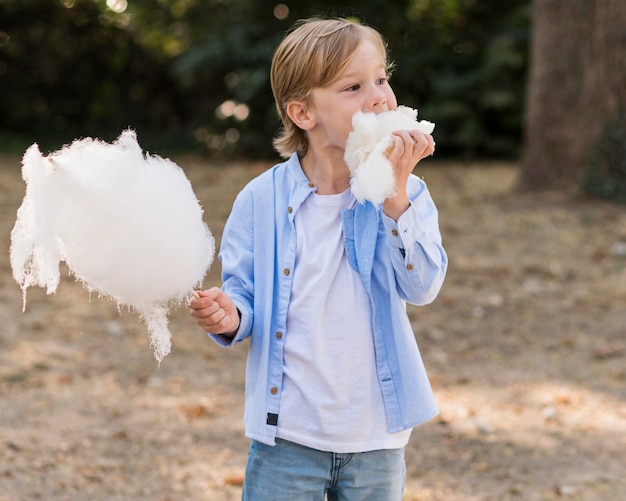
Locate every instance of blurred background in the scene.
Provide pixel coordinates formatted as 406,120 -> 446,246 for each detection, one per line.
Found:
2,0 -> 624,202
0,0 -> 530,159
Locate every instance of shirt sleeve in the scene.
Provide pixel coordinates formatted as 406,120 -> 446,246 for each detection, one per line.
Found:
381,176 -> 447,305
208,188 -> 255,346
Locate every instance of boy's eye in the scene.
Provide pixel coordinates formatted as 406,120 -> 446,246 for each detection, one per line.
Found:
346,84 -> 360,92
376,77 -> 387,85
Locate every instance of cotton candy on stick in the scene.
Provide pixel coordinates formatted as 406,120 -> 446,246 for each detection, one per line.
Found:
344,105 -> 435,205
10,130 -> 215,363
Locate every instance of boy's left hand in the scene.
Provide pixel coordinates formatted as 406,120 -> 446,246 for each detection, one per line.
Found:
384,130 -> 435,220
189,287 -> 240,336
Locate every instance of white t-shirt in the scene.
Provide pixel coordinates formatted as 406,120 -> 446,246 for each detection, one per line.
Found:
276,189 -> 411,453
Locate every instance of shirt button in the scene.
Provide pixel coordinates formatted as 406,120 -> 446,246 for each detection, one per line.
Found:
391,229 -> 398,236
308,182 -> 314,188
406,264 -> 413,271
270,387 -> 278,395
283,268 -> 290,276
276,331 -> 282,339
287,206 -> 293,213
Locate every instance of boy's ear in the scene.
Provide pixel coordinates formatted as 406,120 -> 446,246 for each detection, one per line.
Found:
286,101 -> 316,130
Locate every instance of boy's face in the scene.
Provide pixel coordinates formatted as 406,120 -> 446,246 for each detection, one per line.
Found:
306,40 -> 398,153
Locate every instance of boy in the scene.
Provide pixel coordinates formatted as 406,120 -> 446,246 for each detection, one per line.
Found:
190,17 -> 447,500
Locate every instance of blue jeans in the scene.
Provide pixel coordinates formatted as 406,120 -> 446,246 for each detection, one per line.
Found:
242,438 -> 406,500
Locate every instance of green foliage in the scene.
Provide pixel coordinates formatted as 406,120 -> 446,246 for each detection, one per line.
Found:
0,0 -> 187,152
0,0 -> 529,157
395,0 -> 529,157
581,113 -> 626,204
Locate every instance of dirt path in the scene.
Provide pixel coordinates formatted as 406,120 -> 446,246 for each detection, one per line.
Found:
1,154 -> 624,500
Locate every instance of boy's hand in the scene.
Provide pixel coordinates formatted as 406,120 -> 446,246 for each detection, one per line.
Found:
189,287 -> 240,336
384,130 -> 435,220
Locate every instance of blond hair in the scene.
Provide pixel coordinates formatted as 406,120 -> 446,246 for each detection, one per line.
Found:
270,18 -> 390,159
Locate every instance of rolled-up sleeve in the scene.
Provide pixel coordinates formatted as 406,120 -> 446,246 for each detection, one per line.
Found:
381,177 -> 447,305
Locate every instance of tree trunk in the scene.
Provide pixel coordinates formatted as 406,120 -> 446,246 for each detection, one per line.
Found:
519,0 -> 626,190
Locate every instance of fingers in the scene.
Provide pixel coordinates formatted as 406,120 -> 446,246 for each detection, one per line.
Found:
189,286 -> 221,309
189,287 -> 238,334
386,130 -> 435,185
382,129 -> 435,217
392,130 -> 435,159
192,303 -> 234,333
410,130 -> 435,157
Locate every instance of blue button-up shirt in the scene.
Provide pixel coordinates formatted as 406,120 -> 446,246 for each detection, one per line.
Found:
211,153 -> 447,446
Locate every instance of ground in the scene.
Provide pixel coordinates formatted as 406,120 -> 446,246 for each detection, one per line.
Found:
0,154 -> 624,501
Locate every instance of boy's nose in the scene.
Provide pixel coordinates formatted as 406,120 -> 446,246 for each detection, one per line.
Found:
366,87 -> 387,112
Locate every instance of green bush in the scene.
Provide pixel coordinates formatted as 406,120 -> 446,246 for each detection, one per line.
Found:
0,0 -> 529,158
0,0 -> 187,152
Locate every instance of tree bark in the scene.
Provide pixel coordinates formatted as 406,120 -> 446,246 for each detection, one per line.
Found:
519,0 -> 626,190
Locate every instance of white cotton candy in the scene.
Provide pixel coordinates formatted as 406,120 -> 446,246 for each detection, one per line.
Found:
10,130 -> 215,362
344,105 -> 435,205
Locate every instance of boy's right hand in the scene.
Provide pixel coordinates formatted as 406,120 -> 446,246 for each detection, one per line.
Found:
189,287 -> 240,337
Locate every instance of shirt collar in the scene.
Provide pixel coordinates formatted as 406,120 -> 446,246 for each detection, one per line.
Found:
286,152 -> 317,217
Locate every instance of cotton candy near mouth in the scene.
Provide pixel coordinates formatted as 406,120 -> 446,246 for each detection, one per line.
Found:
10,130 -> 215,362
344,105 -> 435,205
